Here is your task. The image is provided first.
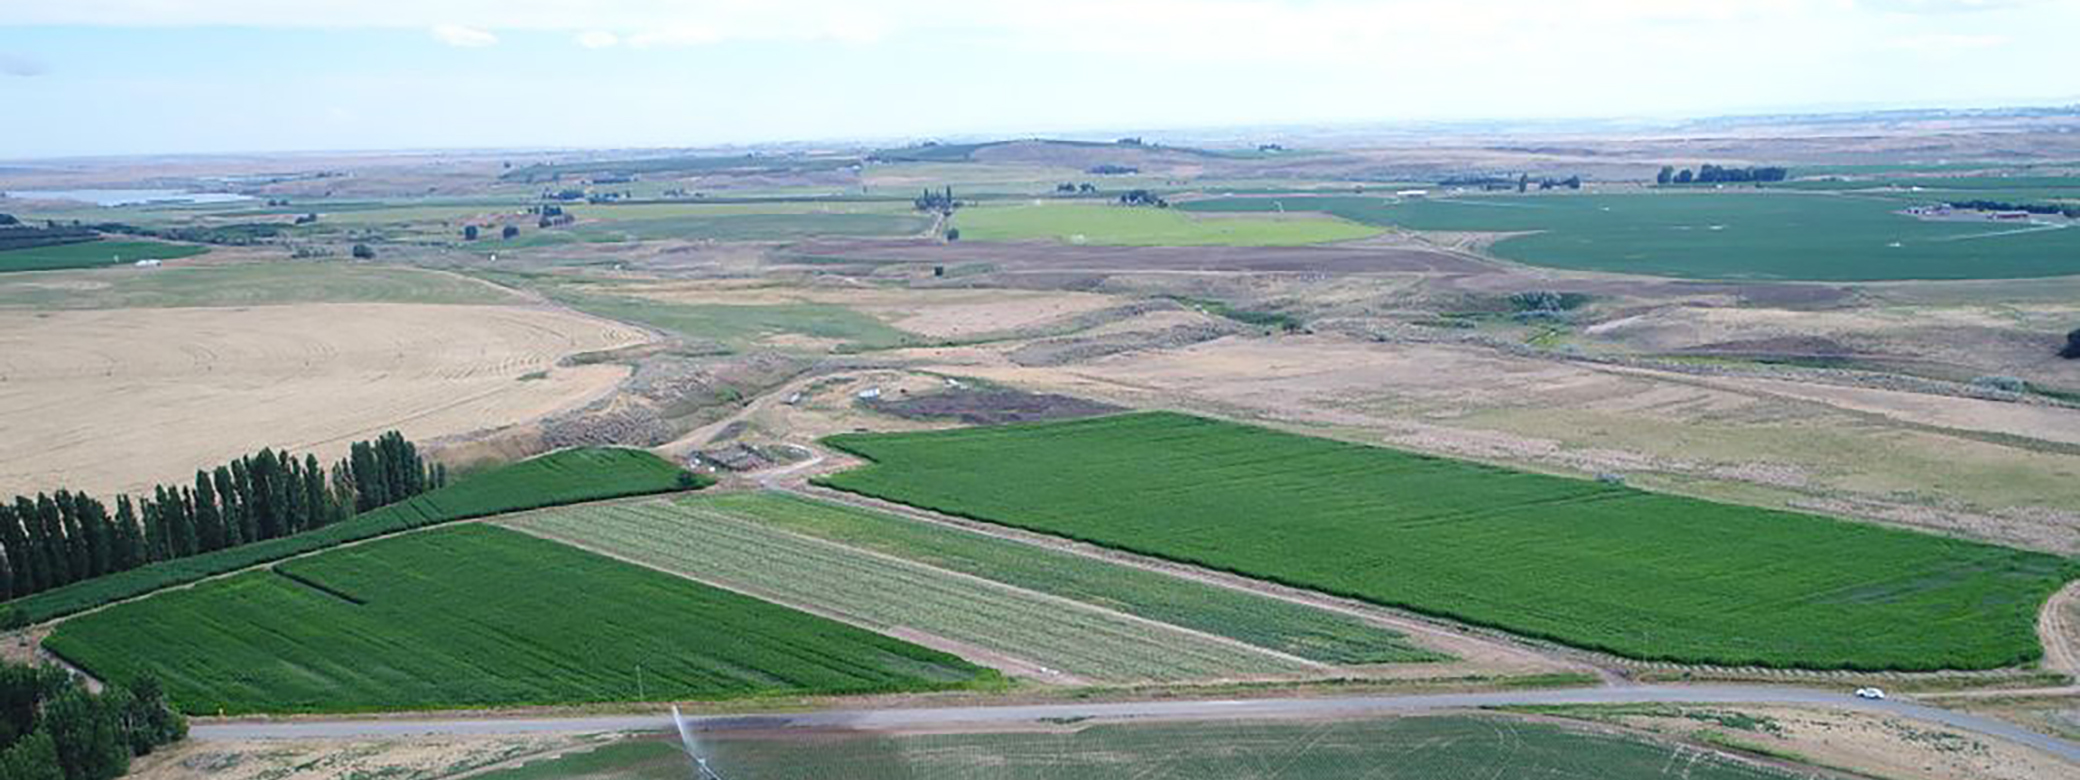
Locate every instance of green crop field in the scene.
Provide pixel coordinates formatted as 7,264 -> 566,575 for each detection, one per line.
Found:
818,412 -> 2078,671
1179,192 -> 2080,280
0,240 -> 207,273
46,525 -> 988,713
478,715 -> 1788,780
952,202 -> 1378,246
695,492 -> 1441,664
8,447 -> 702,623
507,500 -> 1315,683
0,262 -> 519,309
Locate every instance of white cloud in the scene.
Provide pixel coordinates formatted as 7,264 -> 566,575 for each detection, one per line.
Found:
576,30 -> 619,48
430,23 -> 497,48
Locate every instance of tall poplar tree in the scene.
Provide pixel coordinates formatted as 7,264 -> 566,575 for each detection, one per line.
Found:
212,467 -> 242,548
191,473 -> 223,552
113,496 -> 141,571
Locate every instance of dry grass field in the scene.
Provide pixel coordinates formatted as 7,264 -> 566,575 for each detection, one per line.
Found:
0,303 -> 647,496
620,281 -> 1124,340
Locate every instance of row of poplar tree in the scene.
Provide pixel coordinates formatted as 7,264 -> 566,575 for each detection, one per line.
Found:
0,432 -> 445,605
0,661 -> 184,780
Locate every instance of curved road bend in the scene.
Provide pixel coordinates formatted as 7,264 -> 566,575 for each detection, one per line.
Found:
195,684 -> 2080,763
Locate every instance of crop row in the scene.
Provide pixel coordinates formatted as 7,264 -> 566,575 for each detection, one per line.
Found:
817,412 -> 2079,671
508,502 -> 1315,683
45,525 -> 984,714
692,492 -> 1442,664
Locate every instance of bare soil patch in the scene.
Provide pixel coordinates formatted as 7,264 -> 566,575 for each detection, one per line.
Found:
1579,704 -> 2079,780
0,303 -> 645,496
863,385 -> 1123,426
128,734 -> 584,780
1625,368 -> 2080,446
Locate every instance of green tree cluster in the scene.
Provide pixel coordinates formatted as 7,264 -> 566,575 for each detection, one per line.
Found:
1948,199 -> 2080,219
1660,164 -> 1789,185
0,661 -> 183,780
913,186 -> 959,214
0,433 -> 444,610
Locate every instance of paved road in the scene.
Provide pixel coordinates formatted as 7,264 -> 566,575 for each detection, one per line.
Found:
194,684 -> 2080,763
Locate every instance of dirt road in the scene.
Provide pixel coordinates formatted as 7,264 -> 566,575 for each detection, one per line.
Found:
2039,581 -> 2080,677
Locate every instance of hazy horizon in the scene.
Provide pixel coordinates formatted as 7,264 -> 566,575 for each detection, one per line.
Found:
4,0 -> 2079,157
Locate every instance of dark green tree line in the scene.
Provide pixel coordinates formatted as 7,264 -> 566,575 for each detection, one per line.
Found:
1659,164 -> 1789,185
0,432 -> 444,611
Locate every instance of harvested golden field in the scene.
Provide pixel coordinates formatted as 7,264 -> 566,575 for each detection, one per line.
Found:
0,303 -> 647,496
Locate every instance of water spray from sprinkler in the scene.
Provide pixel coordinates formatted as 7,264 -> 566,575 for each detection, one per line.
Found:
672,705 -> 728,780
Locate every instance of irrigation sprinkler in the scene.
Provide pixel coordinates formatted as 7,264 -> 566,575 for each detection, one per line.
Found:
672,705 -> 728,780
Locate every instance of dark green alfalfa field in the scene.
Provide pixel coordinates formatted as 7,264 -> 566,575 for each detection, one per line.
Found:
47,525 -> 992,714
819,412 -> 2078,671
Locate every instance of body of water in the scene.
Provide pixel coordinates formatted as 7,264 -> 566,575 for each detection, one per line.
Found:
0,189 -> 254,206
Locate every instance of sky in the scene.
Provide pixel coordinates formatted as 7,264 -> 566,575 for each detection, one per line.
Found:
1,0 -> 2076,158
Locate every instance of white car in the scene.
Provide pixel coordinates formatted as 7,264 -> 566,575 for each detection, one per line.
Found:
1854,687 -> 1887,700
